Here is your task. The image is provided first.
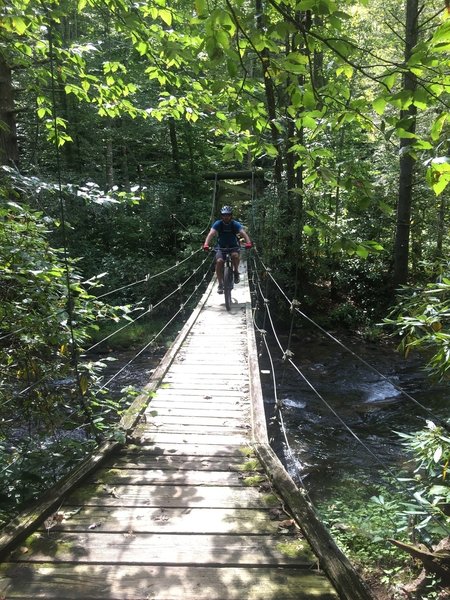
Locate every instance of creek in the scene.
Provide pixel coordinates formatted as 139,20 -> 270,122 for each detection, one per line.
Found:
260,329 -> 449,505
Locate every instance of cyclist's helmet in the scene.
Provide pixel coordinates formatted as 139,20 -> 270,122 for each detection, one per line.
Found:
220,205 -> 233,215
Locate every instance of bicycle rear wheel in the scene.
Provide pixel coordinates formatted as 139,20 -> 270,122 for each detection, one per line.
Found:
223,263 -> 233,311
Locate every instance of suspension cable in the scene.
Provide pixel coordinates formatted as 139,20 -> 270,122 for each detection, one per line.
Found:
254,250 -> 450,432
96,248 -> 202,299
86,253 -> 210,352
250,257 -> 450,537
98,266 -> 211,390
5,254 -> 211,406
4,259 -> 212,449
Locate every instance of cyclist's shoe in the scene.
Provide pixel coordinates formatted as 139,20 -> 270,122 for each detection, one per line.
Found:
234,271 -> 240,284
217,283 -> 224,294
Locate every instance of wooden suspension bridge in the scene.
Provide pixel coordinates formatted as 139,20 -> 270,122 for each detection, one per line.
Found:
0,260 -> 373,600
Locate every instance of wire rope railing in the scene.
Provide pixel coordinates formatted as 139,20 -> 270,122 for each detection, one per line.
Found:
249,253 -> 450,540
0,250 -> 203,347
99,262 -> 211,390
0,253 -> 211,413
85,253 -> 210,353
253,249 -> 449,432
96,248 -> 202,299
0,255 -> 213,483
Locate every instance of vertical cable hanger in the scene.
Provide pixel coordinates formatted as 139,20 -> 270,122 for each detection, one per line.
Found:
47,23 -> 101,443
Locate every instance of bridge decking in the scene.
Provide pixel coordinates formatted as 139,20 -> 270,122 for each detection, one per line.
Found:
0,265 -> 339,599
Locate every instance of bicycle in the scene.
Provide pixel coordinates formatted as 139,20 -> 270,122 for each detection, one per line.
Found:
221,246 -> 239,311
210,246 -> 240,311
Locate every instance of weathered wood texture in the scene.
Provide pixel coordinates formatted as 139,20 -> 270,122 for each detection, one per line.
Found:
0,263 -> 345,599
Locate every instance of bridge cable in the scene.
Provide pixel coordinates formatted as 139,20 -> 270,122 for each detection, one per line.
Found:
86,254 -> 210,353
254,250 -> 450,432
251,286 -> 310,489
0,251 -> 203,346
98,265 -> 211,391
250,256 -> 450,537
5,261 -> 213,453
96,248 -> 201,300
7,254 -> 211,406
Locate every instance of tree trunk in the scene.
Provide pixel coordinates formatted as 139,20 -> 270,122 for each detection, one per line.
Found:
168,117 -> 180,178
436,194 -> 446,258
0,54 -> 19,166
392,0 -> 419,288
255,0 -> 283,183
105,135 -> 114,188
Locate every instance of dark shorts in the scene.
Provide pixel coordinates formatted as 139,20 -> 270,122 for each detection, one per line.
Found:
215,247 -> 240,261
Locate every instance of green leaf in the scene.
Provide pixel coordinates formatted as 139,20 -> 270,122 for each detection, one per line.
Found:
412,139 -> 432,150
303,90 -> 316,110
431,19 -> 450,47
195,0 -> 208,17
431,113 -> 448,141
296,0 -> 317,9
383,72 -> 397,90
427,159 -> 450,196
137,41 -> 148,55
412,88 -> 430,110
336,64 -> 353,79
159,9 -> 172,26
396,128 -> 417,139
11,16 -> 28,35
373,97 -> 387,116
356,246 -> 369,259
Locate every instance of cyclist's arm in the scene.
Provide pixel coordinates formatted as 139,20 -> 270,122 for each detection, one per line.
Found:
239,228 -> 252,245
204,227 -> 218,247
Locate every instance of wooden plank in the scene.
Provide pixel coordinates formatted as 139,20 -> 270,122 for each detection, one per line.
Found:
119,442 -> 253,457
144,415 -> 248,428
110,454 -> 260,472
162,374 -> 247,384
9,532 -> 315,567
65,484 -> 274,508
38,507 -> 278,534
143,408 -> 249,423
137,425 -> 250,437
151,388 -> 246,399
89,467 -> 245,486
175,354 -> 245,363
130,432 -> 249,446
0,564 -> 338,599
168,365 -> 247,374
159,382 -> 247,391
147,406 -> 245,418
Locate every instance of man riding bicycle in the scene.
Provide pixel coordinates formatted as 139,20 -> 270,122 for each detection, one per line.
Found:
203,206 -> 252,294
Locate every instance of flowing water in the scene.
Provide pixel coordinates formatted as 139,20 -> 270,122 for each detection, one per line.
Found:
260,330 -> 449,503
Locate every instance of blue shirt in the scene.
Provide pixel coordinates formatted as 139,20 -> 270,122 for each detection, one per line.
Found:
212,219 -> 243,248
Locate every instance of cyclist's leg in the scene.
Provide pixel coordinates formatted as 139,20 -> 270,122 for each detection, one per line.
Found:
231,250 -> 240,283
215,249 -> 225,291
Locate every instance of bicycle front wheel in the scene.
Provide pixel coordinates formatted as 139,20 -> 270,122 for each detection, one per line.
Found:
223,264 -> 233,311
